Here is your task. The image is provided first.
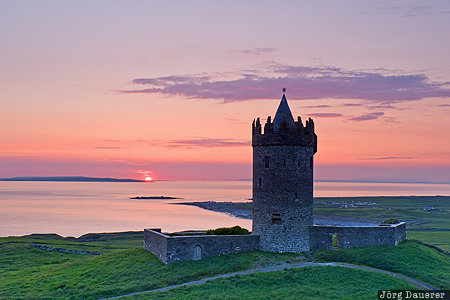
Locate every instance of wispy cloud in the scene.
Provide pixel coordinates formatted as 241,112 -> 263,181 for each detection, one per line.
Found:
348,112 -> 384,121
98,138 -> 250,149
368,104 -> 397,110
342,103 -> 363,107
167,138 -> 250,148
241,48 -> 277,55
225,118 -> 247,125
94,158 -> 151,166
361,156 -> 419,160
359,5 -> 450,18
93,146 -> 125,149
121,63 -> 450,103
310,111 -> 391,122
302,104 -> 331,108
308,113 -> 343,118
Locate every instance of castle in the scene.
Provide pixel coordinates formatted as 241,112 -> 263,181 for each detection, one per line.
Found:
252,92 -> 316,252
144,92 -> 406,263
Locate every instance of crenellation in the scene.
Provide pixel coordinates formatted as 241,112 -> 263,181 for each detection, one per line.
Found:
263,116 -> 273,134
252,111 -> 317,151
297,116 -> 303,128
252,117 -> 262,136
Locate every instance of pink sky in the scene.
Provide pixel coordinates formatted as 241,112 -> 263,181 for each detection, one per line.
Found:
1,1 -> 449,183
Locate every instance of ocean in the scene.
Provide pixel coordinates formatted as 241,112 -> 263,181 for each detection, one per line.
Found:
1,180 -> 449,237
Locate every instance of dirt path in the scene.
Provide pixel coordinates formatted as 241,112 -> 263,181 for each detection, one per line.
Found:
100,262 -> 437,299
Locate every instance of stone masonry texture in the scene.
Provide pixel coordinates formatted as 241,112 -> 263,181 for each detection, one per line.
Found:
251,95 -> 317,252
144,229 -> 259,264
309,222 -> 407,250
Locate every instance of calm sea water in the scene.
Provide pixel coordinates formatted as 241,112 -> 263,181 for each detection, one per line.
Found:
1,180 -> 449,237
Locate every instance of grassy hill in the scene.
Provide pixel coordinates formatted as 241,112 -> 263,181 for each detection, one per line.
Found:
0,232 -> 304,299
132,266 -> 415,299
1,232 -> 448,299
314,240 -> 449,289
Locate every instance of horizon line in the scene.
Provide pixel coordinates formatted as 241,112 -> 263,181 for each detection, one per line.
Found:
0,176 -> 449,185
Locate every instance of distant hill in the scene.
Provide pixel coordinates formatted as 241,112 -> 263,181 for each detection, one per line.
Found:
0,176 -> 143,182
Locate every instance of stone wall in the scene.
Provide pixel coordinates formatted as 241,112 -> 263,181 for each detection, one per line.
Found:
144,229 -> 260,264
309,222 -> 406,250
252,144 -> 314,252
143,228 -> 167,262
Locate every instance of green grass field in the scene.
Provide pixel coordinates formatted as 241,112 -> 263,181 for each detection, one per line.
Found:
1,231 -> 448,299
130,266 -> 415,299
313,240 -> 450,289
313,196 -> 450,232
0,233 -> 306,299
407,231 -> 450,252
1,195 -> 448,299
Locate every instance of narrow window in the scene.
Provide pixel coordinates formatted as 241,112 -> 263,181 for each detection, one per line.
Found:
332,234 -> 338,248
298,160 -> 301,167
283,159 -> 286,167
259,176 -> 262,187
271,212 -> 282,224
264,156 -> 270,168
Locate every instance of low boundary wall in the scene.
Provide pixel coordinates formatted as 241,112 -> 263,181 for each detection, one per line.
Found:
144,229 -> 260,263
144,223 -> 406,262
309,222 -> 406,250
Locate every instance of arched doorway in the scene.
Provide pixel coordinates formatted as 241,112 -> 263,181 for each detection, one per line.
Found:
193,245 -> 202,260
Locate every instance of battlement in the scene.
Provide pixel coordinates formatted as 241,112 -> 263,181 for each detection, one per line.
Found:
252,116 -> 317,152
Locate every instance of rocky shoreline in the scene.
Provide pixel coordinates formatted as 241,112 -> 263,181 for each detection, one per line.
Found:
174,201 -> 380,227
173,201 -> 253,219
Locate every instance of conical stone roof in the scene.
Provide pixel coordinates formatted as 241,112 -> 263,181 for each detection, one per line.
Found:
273,95 -> 295,133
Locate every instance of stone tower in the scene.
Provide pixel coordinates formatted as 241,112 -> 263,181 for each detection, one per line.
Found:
252,91 -> 317,252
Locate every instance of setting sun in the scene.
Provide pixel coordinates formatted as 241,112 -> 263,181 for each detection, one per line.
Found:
145,176 -> 153,181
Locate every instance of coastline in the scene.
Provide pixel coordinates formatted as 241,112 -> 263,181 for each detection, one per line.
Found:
172,195 -> 450,229
173,201 -> 380,226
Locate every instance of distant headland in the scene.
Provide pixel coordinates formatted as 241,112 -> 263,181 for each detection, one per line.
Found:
0,176 -> 144,182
